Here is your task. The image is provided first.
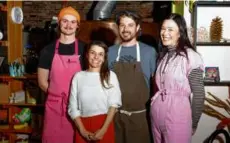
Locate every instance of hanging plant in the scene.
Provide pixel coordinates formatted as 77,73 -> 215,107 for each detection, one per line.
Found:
210,16 -> 223,42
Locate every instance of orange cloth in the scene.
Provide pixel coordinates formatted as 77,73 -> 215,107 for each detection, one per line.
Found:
75,114 -> 115,143
58,6 -> 80,22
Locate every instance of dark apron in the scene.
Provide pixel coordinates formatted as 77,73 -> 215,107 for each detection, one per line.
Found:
113,43 -> 152,143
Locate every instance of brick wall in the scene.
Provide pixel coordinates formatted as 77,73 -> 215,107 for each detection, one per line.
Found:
23,1 -> 154,28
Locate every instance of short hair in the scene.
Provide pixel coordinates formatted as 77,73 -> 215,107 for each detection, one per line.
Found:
115,10 -> 141,26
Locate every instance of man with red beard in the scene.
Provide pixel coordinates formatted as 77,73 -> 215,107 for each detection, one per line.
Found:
38,6 -> 85,143
108,10 -> 157,143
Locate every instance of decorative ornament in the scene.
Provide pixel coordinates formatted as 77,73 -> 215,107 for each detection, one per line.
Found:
11,7 -> 23,24
187,27 -> 194,44
210,16 -> 223,42
197,27 -> 209,42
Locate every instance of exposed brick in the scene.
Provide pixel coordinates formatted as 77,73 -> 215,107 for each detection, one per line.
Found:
22,1 -> 153,28
24,1 -> 33,5
55,4 -> 62,9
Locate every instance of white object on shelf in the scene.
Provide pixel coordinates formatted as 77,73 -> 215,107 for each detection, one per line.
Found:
16,134 -> 29,140
10,90 -> 25,103
0,31 -> 3,40
11,7 -> 23,24
51,16 -> 58,24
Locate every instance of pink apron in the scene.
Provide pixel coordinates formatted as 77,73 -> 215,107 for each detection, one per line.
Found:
150,50 -> 204,143
42,39 -> 82,143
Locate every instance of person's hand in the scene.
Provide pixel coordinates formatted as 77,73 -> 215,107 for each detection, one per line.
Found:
192,128 -> 197,136
92,128 -> 106,140
79,128 -> 94,141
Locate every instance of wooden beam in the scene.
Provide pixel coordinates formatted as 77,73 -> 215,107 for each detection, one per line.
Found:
7,1 -> 23,93
7,1 -> 22,63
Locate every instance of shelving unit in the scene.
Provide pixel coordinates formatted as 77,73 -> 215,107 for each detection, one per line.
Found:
0,40 -> 8,46
0,74 -> 44,143
0,103 -> 44,107
204,81 -> 230,86
192,2 -> 230,142
0,1 -> 43,142
193,1 -> 230,81
0,125 -> 32,134
196,42 -> 230,46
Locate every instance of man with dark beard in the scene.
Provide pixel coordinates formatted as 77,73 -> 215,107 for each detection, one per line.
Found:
38,6 -> 85,143
108,10 -> 157,143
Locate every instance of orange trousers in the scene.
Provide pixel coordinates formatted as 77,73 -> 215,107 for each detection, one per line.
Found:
75,114 -> 115,143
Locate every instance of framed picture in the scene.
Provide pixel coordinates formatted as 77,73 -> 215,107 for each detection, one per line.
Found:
0,109 -> 8,125
204,67 -> 220,82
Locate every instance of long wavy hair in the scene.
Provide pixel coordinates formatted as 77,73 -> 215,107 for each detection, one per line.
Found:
158,13 -> 195,62
85,41 -> 111,89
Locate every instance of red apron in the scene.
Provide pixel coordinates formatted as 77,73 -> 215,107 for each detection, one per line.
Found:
42,39 -> 82,143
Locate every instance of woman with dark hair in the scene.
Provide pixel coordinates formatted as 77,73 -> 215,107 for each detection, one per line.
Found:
150,13 -> 205,143
68,41 -> 122,143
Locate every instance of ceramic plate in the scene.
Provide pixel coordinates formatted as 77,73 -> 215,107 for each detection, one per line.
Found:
11,7 -> 23,24
0,31 -> 3,40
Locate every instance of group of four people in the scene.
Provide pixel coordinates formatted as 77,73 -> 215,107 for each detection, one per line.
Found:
38,6 -> 205,143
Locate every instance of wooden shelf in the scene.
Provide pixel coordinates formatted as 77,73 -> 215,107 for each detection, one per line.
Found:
0,124 -> 32,134
196,42 -> 230,46
0,40 -> 8,46
0,74 -> 37,82
0,103 -> 44,107
204,81 -> 230,86
195,1 -> 230,7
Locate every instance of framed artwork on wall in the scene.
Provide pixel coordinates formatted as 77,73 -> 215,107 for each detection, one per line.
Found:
204,67 -> 220,82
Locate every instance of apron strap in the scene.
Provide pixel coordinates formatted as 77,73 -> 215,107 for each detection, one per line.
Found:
55,39 -> 59,54
55,39 -> 79,55
74,39 -> 79,55
116,42 -> 140,62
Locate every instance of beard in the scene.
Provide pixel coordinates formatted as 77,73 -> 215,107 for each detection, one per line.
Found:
120,31 -> 138,42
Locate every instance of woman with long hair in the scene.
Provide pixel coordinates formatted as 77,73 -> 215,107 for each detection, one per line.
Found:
150,13 -> 205,143
68,41 -> 122,143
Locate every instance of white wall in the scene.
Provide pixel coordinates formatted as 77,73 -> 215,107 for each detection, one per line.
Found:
192,87 -> 229,143
192,46 -> 230,143
182,1 -> 230,142
198,46 -> 230,81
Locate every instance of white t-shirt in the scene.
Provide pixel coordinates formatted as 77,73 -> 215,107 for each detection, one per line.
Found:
68,70 -> 122,119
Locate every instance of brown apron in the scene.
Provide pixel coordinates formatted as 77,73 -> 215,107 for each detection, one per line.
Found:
113,43 -> 152,143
